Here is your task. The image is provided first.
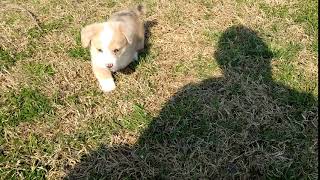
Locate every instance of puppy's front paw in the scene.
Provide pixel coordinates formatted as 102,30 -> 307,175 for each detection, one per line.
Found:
99,79 -> 116,92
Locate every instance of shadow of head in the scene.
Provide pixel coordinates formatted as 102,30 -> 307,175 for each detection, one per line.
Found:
119,19 -> 158,75
65,25 -> 317,179
215,25 -> 273,80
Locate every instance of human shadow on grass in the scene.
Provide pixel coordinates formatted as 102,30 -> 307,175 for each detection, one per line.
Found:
119,20 -> 158,75
65,25 -> 318,179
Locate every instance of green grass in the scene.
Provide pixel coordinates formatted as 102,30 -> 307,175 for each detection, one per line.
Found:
294,0 -> 318,52
133,0 -> 157,16
259,3 -> 290,19
67,33 -> 90,61
0,0 -> 318,179
0,16 -> 73,73
165,5 -> 184,25
27,16 -> 73,39
0,87 -> 52,126
67,47 -> 90,61
0,133 -> 53,180
105,0 -> 117,8
195,55 -> 219,79
259,0 -> 318,52
0,48 -> 16,71
25,63 -> 55,78
272,41 -> 303,60
120,104 -> 152,132
200,0 -> 217,9
271,41 -> 318,97
204,30 -> 221,41
0,48 -> 30,71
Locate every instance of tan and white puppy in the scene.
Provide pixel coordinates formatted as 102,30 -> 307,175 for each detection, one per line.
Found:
81,5 -> 145,92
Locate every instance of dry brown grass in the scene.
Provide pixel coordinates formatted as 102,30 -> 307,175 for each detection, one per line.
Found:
0,0 -> 318,179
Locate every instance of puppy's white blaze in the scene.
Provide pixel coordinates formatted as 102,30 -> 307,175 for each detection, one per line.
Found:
91,23 -> 117,70
99,78 -> 116,92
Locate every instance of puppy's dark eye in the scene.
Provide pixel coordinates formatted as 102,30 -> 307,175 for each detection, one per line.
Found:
97,49 -> 103,52
113,49 -> 119,54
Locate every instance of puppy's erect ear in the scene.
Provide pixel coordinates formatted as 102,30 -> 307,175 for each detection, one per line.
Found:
81,23 -> 103,48
118,22 -> 134,44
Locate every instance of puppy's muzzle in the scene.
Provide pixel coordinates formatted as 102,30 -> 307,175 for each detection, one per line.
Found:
107,64 -> 113,68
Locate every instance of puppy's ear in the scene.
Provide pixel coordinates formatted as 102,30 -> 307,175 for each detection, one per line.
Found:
118,22 -> 134,44
81,23 -> 103,48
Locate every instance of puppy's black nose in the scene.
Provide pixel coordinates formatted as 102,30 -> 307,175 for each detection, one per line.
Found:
107,64 -> 113,68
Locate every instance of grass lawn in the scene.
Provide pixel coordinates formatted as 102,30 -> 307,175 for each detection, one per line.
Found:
0,0 -> 318,179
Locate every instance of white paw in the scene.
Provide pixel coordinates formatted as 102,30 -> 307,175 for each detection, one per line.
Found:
99,78 -> 116,92
133,52 -> 139,61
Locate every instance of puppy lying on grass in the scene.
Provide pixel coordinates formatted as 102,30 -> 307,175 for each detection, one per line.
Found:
81,5 -> 145,92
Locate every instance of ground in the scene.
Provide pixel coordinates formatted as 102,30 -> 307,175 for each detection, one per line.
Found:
0,0 -> 318,179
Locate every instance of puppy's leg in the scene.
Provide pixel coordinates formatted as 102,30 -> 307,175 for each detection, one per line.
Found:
137,36 -> 145,51
92,66 -> 116,92
133,51 -> 139,61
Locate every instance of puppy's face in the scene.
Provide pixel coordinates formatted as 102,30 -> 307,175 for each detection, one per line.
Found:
81,22 -> 133,71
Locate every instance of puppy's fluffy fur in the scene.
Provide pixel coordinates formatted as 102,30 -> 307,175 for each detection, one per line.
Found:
81,5 -> 145,92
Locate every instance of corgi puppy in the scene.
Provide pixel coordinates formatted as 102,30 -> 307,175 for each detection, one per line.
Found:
81,5 -> 145,92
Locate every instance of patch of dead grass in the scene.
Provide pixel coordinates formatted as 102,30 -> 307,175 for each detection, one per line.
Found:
0,0 -> 317,179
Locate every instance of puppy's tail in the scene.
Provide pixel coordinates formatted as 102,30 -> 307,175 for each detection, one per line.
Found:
134,4 -> 145,16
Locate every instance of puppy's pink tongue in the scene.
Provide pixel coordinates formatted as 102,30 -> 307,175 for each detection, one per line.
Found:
107,64 -> 113,68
